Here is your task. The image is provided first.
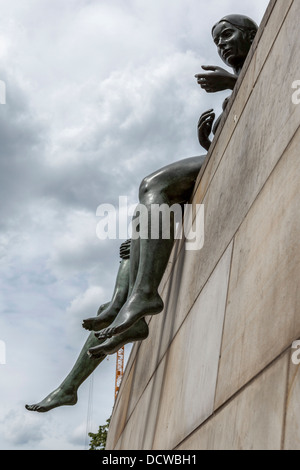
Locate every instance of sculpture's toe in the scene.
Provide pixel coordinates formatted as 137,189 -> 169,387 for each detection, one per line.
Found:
97,328 -> 109,340
82,320 -> 92,330
87,346 -> 105,360
25,404 -> 43,413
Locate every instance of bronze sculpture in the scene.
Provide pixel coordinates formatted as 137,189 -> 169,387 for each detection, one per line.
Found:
26,14 -> 258,412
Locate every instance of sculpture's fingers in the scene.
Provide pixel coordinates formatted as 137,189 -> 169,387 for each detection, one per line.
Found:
198,109 -> 214,121
201,109 -> 214,115
196,75 -> 213,86
95,332 -> 105,340
201,65 -> 219,71
198,111 -> 215,128
96,328 -> 110,340
205,116 -> 215,126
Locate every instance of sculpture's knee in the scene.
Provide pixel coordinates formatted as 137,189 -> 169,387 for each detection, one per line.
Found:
139,176 -> 152,203
139,174 -> 165,204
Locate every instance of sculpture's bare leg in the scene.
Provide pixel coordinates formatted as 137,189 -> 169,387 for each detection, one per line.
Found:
25,306 -> 109,413
90,236 -> 146,356
82,257 -> 130,332
26,258 -> 130,413
97,155 -> 205,340
128,235 -> 140,296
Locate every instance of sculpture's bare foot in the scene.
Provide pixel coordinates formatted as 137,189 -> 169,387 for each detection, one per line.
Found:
96,292 -> 163,340
82,305 -> 118,332
25,387 -> 77,413
89,318 -> 149,358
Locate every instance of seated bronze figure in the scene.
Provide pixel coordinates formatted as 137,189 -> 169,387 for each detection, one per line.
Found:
26,14 -> 258,413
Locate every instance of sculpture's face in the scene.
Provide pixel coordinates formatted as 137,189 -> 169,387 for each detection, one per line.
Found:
213,21 -> 253,70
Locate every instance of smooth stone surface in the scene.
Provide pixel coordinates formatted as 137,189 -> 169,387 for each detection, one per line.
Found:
177,353 -> 289,450
119,353 -> 168,450
151,243 -> 233,449
124,242 -> 233,431
215,125 -> 300,408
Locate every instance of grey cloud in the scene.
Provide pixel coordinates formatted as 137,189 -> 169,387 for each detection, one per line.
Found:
1,409 -> 46,446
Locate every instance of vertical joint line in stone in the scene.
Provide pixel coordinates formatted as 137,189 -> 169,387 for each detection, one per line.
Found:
213,240 -> 235,411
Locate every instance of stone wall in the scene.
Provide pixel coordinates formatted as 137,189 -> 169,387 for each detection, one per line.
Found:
106,0 -> 300,450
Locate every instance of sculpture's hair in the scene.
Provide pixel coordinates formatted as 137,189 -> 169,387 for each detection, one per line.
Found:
212,14 -> 259,36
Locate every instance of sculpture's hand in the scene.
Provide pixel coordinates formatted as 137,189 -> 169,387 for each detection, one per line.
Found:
195,66 -> 237,93
197,109 -> 215,151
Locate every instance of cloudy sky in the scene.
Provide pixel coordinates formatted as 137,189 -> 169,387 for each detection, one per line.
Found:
0,0 -> 269,450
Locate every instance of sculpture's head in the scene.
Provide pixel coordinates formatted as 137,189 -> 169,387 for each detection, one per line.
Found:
212,14 -> 258,73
